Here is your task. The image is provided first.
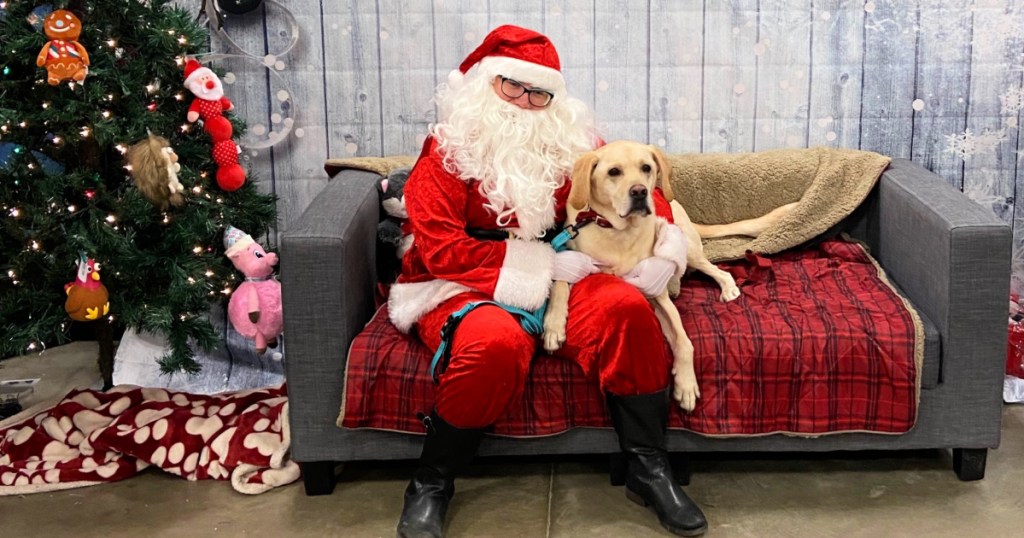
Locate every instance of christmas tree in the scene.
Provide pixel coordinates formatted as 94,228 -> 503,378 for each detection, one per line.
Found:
0,1 -> 277,376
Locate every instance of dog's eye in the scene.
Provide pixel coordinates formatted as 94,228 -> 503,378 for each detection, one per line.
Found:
641,164 -> 652,173
608,167 -> 621,177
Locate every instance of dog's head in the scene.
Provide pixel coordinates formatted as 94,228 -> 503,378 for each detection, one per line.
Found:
569,141 -> 673,222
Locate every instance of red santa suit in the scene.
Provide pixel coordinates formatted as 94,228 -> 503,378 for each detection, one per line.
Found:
389,137 -> 675,429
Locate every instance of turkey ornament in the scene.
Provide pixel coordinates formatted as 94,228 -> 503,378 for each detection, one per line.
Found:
64,253 -> 110,322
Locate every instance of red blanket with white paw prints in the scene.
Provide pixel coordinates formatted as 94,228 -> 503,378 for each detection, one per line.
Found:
0,384 -> 297,495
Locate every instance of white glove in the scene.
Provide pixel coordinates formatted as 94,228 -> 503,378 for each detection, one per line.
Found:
552,250 -> 604,283
654,220 -> 688,276
622,256 -> 677,297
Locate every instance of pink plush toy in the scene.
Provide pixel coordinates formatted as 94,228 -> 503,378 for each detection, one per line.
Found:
224,225 -> 282,354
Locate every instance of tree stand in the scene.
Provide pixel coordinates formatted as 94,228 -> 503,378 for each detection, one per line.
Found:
95,320 -> 115,391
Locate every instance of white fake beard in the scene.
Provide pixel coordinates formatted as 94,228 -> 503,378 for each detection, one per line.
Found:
432,76 -> 594,239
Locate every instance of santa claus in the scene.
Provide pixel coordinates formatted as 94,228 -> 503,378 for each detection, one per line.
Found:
393,25 -> 706,538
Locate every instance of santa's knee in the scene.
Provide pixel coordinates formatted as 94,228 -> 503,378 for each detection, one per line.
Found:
453,306 -> 534,381
594,283 -> 658,330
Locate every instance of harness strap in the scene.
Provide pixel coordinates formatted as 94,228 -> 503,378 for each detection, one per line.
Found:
429,301 -> 547,382
429,219 -> 595,382
549,209 -> 612,252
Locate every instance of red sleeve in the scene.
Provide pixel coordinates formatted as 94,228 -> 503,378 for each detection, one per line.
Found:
220,97 -> 234,111
188,99 -> 200,115
404,143 -> 504,295
404,139 -> 554,307
653,187 -> 674,223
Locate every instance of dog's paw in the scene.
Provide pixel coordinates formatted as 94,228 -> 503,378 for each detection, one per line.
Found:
543,330 -> 565,353
671,368 -> 701,412
720,283 -> 741,302
542,326 -> 566,353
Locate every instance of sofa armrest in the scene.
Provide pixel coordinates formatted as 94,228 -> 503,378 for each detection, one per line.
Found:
281,169 -> 380,460
865,158 -> 1010,399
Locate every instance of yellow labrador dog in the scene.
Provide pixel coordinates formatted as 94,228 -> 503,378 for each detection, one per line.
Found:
542,140 -> 795,411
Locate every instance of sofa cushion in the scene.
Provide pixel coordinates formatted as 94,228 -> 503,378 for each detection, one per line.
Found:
339,238 -> 923,437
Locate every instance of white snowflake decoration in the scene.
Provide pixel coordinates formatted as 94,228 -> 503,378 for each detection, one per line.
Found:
1001,87 -> 1024,116
962,169 -> 1011,220
945,128 -> 1006,160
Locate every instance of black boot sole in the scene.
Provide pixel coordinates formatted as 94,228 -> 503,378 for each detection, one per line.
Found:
626,487 -> 708,537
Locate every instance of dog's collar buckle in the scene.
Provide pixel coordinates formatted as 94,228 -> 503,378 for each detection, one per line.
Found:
573,210 -> 615,229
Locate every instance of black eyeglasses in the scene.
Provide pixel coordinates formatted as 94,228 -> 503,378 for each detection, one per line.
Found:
498,76 -> 554,108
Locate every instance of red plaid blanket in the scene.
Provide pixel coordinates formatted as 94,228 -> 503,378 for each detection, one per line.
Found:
340,239 -> 922,437
0,384 -> 298,495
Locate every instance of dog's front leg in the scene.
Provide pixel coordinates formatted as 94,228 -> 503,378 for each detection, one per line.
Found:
542,280 -> 571,352
691,258 -> 740,302
652,293 -> 700,412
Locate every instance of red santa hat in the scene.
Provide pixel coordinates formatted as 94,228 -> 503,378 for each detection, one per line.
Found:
183,57 -> 215,87
448,25 -> 565,99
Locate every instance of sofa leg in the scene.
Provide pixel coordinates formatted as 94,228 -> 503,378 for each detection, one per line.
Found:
952,448 -> 987,481
609,453 -> 626,486
301,461 -> 338,495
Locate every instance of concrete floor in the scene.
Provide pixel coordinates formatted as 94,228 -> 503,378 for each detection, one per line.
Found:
3,342 -> 1024,537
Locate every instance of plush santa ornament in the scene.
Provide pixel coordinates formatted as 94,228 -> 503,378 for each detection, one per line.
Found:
183,57 -> 246,192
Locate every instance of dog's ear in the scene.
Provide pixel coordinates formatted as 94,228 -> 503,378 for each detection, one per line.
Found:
650,145 -> 674,202
569,151 -> 599,210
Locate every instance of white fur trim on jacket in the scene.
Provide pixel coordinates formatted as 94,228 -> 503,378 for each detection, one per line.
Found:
493,239 -> 555,311
654,218 -> 688,279
388,279 -> 473,333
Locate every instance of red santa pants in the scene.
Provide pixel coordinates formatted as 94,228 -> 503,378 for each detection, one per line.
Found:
415,274 -> 672,429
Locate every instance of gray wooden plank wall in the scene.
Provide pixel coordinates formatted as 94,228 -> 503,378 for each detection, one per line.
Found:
186,0 -> 1024,287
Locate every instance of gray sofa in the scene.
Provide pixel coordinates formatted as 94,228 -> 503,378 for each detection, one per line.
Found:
281,157 -> 1011,496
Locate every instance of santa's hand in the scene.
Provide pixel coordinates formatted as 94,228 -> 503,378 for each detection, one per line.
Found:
622,256 -> 677,297
552,250 -> 604,283
187,111 -> 199,123
653,220 -> 688,275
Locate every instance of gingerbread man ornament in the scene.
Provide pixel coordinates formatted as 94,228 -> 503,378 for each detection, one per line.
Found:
36,10 -> 90,85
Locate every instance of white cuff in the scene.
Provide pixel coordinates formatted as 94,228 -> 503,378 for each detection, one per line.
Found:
493,240 -> 554,311
654,218 -> 688,277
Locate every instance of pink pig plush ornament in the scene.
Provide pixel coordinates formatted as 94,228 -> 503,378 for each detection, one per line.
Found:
224,225 -> 282,354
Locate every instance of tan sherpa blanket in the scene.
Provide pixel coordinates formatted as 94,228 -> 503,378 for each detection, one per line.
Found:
668,147 -> 890,261
324,156 -> 416,178
323,147 -> 890,261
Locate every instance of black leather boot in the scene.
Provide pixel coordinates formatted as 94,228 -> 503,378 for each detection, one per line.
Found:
607,390 -> 708,537
396,411 -> 484,538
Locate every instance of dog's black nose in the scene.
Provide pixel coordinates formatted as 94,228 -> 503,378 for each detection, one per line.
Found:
629,185 -> 648,199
